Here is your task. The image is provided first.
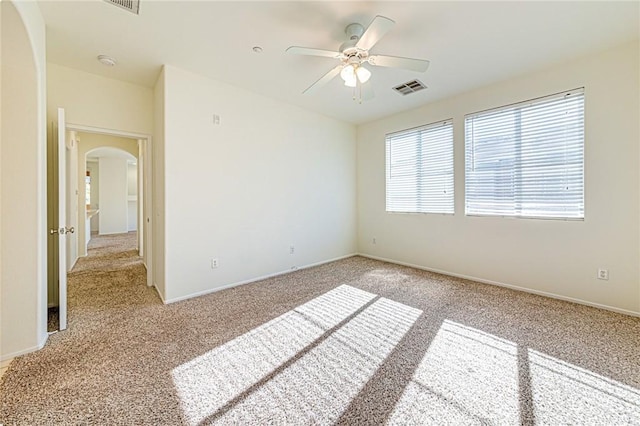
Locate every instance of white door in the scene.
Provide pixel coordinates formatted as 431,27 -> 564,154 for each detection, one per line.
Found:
57,108 -> 69,330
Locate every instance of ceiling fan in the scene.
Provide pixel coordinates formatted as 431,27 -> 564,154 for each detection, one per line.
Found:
286,15 -> 430,102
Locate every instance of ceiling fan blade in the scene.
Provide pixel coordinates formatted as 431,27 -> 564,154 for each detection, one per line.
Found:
368,55 -> 430,72
286,46 -> 342,59
360,81 -> 375,102
303,64 -> 344,95
356,15 -> 395,51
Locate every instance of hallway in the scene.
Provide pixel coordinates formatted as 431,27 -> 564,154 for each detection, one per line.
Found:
67,232 -> 150,322
48,232 -> 147,331
70,232 -> 143,277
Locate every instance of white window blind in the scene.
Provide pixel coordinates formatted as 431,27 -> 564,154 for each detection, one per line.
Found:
465,89 -> 584,219
386,120 -> 454,214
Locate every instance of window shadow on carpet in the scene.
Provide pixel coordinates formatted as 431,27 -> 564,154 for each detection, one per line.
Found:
172,284 -> 422,424
172,285 -> 640,425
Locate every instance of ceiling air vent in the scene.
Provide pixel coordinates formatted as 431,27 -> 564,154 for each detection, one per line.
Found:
393,80 -> 427,96
104,0 -> 140,15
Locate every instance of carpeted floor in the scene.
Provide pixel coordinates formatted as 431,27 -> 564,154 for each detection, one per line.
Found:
1,233 -> 639,425
47,307 -> 59,332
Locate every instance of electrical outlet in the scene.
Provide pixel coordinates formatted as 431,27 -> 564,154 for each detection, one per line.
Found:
290,245 -> 295,255
211,258 -> 219,269
597,268 -> 608,280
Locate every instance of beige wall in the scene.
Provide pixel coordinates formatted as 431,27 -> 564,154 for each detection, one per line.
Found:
152,68 -> 166,300
1,1 -> 3,358
159,65 -> 357,302
1,0 -> 48,360
127,162 -> 137,232
357,41 -> 640,314
87,161 -> 99,232
47,63 -> 153,135
78,133 -> 138,159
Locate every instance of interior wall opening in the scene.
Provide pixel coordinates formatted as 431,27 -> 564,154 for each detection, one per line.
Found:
47,125 -> 151,332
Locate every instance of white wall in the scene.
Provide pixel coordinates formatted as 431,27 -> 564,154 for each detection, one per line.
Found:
47,63 -> 153,135
1,0 -> 48,360
357,41 -> 640,314
99,157 -> 128,235
159,65 -> 356,302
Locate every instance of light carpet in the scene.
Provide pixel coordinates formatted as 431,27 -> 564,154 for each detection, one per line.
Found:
1,233 -> 639,425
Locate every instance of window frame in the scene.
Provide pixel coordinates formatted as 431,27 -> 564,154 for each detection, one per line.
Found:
464,88 -> 585,221
385,119 -> 455,215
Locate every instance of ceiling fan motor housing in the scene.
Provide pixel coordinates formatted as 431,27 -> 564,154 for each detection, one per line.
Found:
345,23 -> 365,40
340,23 -> 369,61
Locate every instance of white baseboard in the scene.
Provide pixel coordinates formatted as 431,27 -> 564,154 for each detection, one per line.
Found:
67,256 -> 79,272
358,253 -> 640,318
144,264 -> 153,288
163,253 -> 358,304
153,282 -> 166,303
1,333 -> 48,362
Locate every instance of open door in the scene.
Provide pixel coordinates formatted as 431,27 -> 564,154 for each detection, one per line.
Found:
48,108 -> 71,331
57,108 -> 70,330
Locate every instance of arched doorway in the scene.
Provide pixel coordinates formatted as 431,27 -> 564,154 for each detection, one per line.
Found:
83,146 -> 138,250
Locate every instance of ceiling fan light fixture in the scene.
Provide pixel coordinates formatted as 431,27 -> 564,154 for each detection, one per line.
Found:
340,64 -> 355,81
341,64 -> 370,87
341,64 -> 357,87
356,66 -> 371,83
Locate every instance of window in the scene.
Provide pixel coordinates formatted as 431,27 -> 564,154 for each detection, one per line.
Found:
386,120 -> 454,214
465,89 -> 584,219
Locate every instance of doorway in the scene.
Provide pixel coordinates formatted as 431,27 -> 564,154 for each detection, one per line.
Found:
46,122 -> 152,332
83,144 -> 137,253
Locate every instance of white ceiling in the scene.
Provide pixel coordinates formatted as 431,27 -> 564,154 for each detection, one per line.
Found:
39,1 -> 639,124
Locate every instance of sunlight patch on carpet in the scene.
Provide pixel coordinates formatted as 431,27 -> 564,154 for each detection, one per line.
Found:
214,297 -> 421,424
171,285 -> 376,425
388,320 -> 519,424
364,269 -> 411,282
528,349 -> 640,424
